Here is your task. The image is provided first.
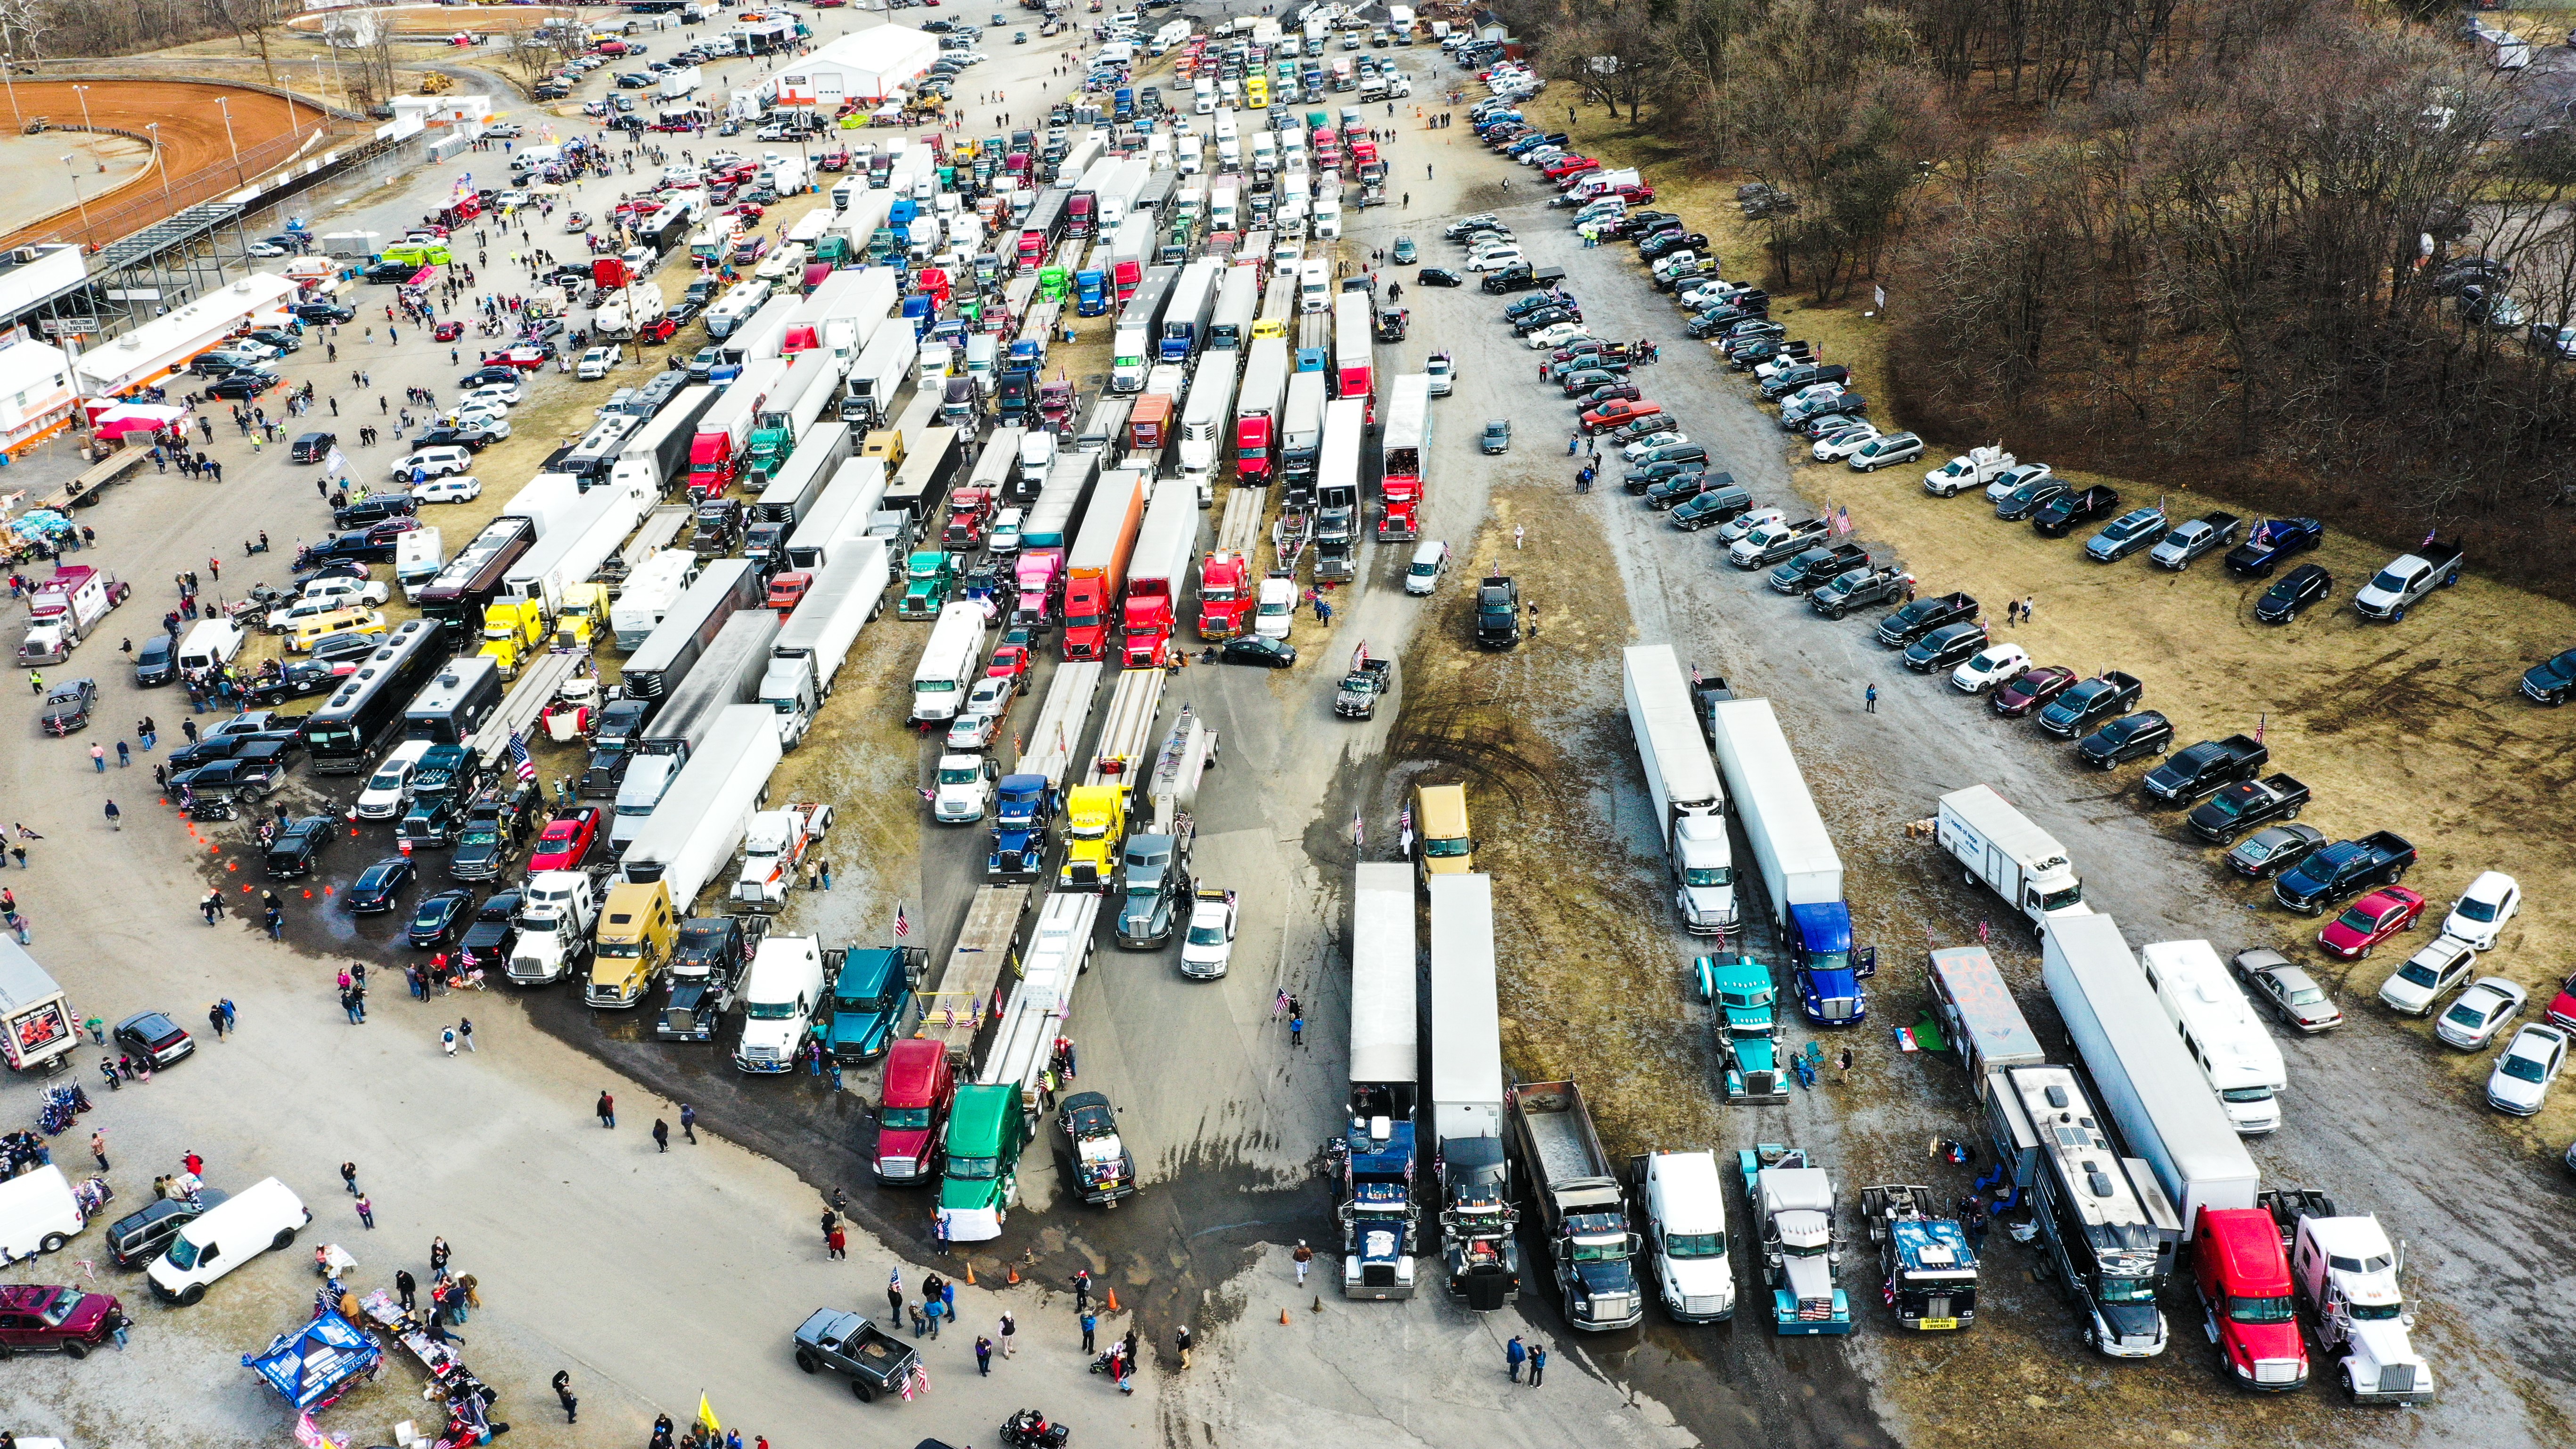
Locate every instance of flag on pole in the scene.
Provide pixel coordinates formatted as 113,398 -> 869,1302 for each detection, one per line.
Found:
1352,811 -> 1364,848
2422,527 -> 2438,547
894,901 -> 911,939
1873,283 -> 1887,312
1832,505 -> 1853,535
697,1393 -> 722,1435
507,730 -> 536,782
2255,712 -> 2266,746
322,446 -> 348,476
917,784 -> 937,804
1977,920 -> 1991,945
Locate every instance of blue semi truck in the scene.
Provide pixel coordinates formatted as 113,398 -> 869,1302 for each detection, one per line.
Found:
1704,697 -> 1875,1025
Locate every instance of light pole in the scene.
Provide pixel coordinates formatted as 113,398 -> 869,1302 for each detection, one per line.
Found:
0,54 -> 19,132
147,123 -> 170,204
61,156 -> 89,236
217,96 -> 246,186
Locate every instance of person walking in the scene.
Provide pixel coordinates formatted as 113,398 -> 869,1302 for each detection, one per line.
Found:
1506,1334 -> 1526,1382
553,1369 -> 579,1424
2021,594 -> 2035,622
827,1224 -> 847,1259
1174,1323 -> 1193,1369
1293,1240 -> 1314,1286
976,1335 -> 994,1375
354,1194 -> 375,1230
441,1025 -> 458,1057
1528,1342 -> 1548,1387
597,1090 -> 616,1128
653,1118 -> 671,1153
90,743 -> 105,773
341,1161 -> 361,1196
1837,1046 -> 1854,1082
681,1103 -> 697,1143
458,1017 -> 476,1052
999,1311 -> 1017,1357
90,1128 -> 108,1172
1863,683 -> 1878,714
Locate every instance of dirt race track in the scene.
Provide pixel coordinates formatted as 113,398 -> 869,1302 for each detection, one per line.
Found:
286,2 -> 568,34
0,81 -> 335,251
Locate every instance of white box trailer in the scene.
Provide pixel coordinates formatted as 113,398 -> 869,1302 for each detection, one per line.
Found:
2041,914 -> 2259,1236
783,458 -> 890,572
1429,872 -> 1504,1146
1350,862 -> 1417,1088
501,480 -> 650,617
609,550 -> 700,649
840,321 -> 919,428
982,891 -> 1099,1108
1023,661 -> 1103,793
812,266 -> 900,360
618,705 -> 783,911
1936,784 -> 2091,936
1621,644 -> 1735,933
726,294 -> 804,365
755,420 -> 854,524
760,537 -> 891,746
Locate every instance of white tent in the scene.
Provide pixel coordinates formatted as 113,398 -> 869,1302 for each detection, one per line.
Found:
768,25 -> 940,107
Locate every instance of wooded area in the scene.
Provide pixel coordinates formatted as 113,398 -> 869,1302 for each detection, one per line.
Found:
1510,0 -> 2576,588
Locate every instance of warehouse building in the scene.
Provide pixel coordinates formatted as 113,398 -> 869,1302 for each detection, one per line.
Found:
765,25 -> 940,108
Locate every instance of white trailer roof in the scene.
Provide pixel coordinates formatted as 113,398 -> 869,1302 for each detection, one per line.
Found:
1429,872 -> 1502,1123
1350,864 -> 1417,1086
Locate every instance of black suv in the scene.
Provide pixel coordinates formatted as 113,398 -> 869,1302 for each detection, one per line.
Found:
292,302 -> 355,325
290,431 -> 337,464
264,815 -> 336,879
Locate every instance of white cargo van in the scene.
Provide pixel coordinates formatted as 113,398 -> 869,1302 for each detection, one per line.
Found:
395,527 -> 445,602
0,1165 -> 88,1258
148,1177 -> 310,1305
177,617 -> 246,673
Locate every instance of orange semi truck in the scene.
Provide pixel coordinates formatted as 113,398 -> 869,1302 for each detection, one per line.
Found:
1059,469 -> 1147,661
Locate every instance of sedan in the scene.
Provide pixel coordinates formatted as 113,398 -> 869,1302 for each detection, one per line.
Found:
1810,424 -> 1882,463
457,366 -> 521,391
392,447 -> 474,481
2317,885 -> 2426,960
114,1012 -> 197,1070
1524,321 -> 1589,351
458,380 -> 523,407
207,370 -> 278,399
407,889 -> 477,949
1993,475 -> 2070,521
412,475 -> 483,503
963,672 -> 1019,720
1415,267 -> 1463,288
2487,1024 -> 2569,1115
2226,823 -> 2327,881
1902,621 -> 1989,674
2077,710 -> 2173,767
1480,419 -> 1511,454
347,857 -> 415,914
1989,665 -> 2074,718
528,807 -> 602,873
2253,563 -> 2333,624
946,711 -> 1002,752
2435,976 -> 2528,1050
1219,635 -> 1297,668
1950,643 -> 2031,694
1622,430 -> 1690,463
2231,947 -> 2344,1033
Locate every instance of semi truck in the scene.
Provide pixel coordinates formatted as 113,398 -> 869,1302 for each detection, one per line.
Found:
2282,1204 -> 2435,1402
782,458 -> 890,572
591,705 -> 781,1007
1060,667 -> 1164,889
1707,698 -> 1874,1024
1111,264 -> 1181,392
1232,335 -> 1291,485
1986,1062 -> 2182,1356
686,356 -> 788,498
621,557 -> 762,700
504,871 -> 597,987
839,321 -> 919,428
615,384 -> 719,495
758,538 -> 891,747
1195,487 -> 1266,640
1376,373 -> 1430,538
1340,865 -> 1421,1301
1633,1150 -> 1735,1323
1508,1079 -> 1643,1332
499,480 -> 650,623
1158,257 -> 1224,362
1935,784 -> 2091,937
746,422 -> 856,563
1060,469 -> 1148,661
1623,644 -> 1736,933
1118,477 -> 1200,668
1738,1144 -> 1854,1334
1175,354 -> 1240,502
745,350 -> 847,485
1279,370 -> 1328,494
1332,290 -> 1373,402
1858,1184 -> 1978,1330
1014,454 -> 1105,631
2042,913 -> 2260,1235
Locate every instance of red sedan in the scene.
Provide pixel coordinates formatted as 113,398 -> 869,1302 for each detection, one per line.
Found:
2317,886 -> 2426,960
1990,665 -> 2075,719
528,807 -> 603,873
433,321 -> 463,343
987,642 -> 1031,681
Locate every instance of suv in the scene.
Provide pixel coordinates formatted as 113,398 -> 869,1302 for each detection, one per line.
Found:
0,1284 -> 123,1357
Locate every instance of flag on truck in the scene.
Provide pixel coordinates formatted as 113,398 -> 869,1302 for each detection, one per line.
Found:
894,902 -> 910,939
507,730 -> 536,782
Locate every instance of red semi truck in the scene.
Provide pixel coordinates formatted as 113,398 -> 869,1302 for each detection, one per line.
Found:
1119,478 -> 1200,668
1377,373 -> 1430,540
1233,336 -> 1290,486
1060,469 -> 1146,661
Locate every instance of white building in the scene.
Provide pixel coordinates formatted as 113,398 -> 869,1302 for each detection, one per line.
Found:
766,25 -> 940,108
69,272 -> 300,398
0,339 -> 76,454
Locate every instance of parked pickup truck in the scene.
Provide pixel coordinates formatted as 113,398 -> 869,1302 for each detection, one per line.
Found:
1921,446 -> 2014,498
2148,511 -> 2241,570
790,1308 -> 920,1402
2352,541 -> 2464,622
1810,566 -> 1908,619
1335,655 -> 1395,720
2035,670 -> 2143,738
2188,773 -> 2309,843
1768,543 -> 1867,595
2223,518 -> 2324,577
2273,831 -> 2416,914
2141,733 -> 2268,805
1729,516 -> 1830,568
1874,592 -> 1976,648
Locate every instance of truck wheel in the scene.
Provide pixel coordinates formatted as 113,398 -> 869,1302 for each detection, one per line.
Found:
2391,607 -> 2404,622
853,1379 -> 876,1402
179,1284 -> 206,1306
796,1349 -> 820,1374
2284,806 -> 2300,820
38,1232 -> 66,1253
1825,606 -> 1844,620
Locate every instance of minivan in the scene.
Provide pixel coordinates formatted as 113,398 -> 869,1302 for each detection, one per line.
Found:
1404,540 -> 1450,595
177,617 -> 247,673
135,633 -> 177,687
148,1177 -> 310,1304
1412,783 -> 1474,877
0,1166 -> 89,1259
106,1189 -> 231,1270
873,1039 -> 957,1185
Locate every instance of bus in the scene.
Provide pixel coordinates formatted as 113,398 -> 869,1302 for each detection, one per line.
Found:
301,620 -> 446,774
1988,1063 -> 2181,1357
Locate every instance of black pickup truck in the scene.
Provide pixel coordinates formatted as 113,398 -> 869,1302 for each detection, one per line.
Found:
1475,575 -> 1522,649
2188,773 -> 2310,843
1874,591 -> 1977,647
2036,670 -> 2144,738
2273,830 -> 2416,914
1810,566 -> 1908,619
2223,518 -> 2325,577
1769,543 -> 1868,594
2141,733 -> 2269,805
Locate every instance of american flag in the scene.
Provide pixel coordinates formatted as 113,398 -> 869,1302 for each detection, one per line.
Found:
894,902 -> 910,939
1352,811 -> 1364,848
507,730 -> 536,782
2422,527 -> 2438,547
1832,505 -> 1854,536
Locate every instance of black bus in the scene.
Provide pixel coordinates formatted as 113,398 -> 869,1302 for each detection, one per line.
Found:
301,620 -> 446,774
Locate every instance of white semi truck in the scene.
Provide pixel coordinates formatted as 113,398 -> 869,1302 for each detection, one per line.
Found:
1622,644 -> 1735,933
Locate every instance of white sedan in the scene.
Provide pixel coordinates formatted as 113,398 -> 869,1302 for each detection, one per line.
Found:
2435,976 -> 2527,1051
945,710 -> 1001,752
1621,430 -> 1688,463
2442,870 -> 2520,950
1950,642 -> 2032,694
2487,1023 -> 2568,1115
1523,321 -> 1588,351
1810,424 -> 1881,462
413,475 -> 483,503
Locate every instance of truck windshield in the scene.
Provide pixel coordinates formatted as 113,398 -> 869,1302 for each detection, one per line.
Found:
1665,1232 -> 1725,1259
882,1105 -> 931,1129
2096,1273 -> 2158,1303
1682,864 -> 1733,888
1805,949 -> 1850,977
2229,1294 -> 2295,1324
939,765 -> 980,785
596,940 -> 641,959
2348,1299 -> 2404,1321
1569,1238 -> 1628,1263
949,1155 -> 1000,1180
1423,836 -> 1471,859
835,993 -> 885,1013
2039,883 -> 2084,912
746,999 -> 800,1020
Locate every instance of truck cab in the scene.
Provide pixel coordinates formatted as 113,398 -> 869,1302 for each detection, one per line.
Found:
1340,1108 -> 1420,1299
1702,954 -> 1787,1103
1058,782 -> 1127,888
935,1083 -> 1026,1241
1788,902 -> 1874,1025
1741,1144 -> 1853,1334
2289,1213 -> 2430,1402
827,947 -> 924,1064
988,773 -> 1050,879
1637,1150 -> 1735,1322
506,872 -> 597,985
657,914 -> 751,1041
589,879 -> 676,1007
1113,832 -> 1190,948
873,1038 -> 957,1185
733,935 -> 828,1073
2195,1207 -> 2307,1391
934,753 -> 1000,824
899,549 -> 960,619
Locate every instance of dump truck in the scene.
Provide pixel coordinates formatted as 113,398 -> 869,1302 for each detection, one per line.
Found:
1507,1080 -> 1643,1332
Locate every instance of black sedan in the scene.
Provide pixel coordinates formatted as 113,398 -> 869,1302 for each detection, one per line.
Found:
2225,823 -> 2326,881
1220,635 -> 1297,668
1512,306 -> 1580,336
115,1011 -> 196,1069
1993,476 -> 2071,521
206,370 -> 278,399
1903,622 -> 1990,673
38,679 -> 97,735
664,298 -> 704,325
457,365 -> 521,390
2253,563 -> 2333,625
1414,267 -> 1463,288
407,889 -> 477,949
2076,710 -> 2173,767
347,857 -> 415,914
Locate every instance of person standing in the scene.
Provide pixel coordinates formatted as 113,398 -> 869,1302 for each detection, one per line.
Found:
1292,1240 -> 1313,1286
90,1128 -> 108,1172
1174,1323 -> 1192,1370
886,1268 -> 904,1321
976,1335 -> 994,1375
1837,1046 -> 1854,1082
1506,1334 -> 1526,1381
341,1161 -> 361,1196
1289,1012 -> 1304,1047
597,1090 -> 616,1128
395,1269 -> 418,1310
441,1025 -> 458,1057
1081,1309 -> 1098,1353
653,1118 -> 670,1153
354,1194 -> 375,1230
827,1224 -> 847,1259
1071,1268 -> 1091,1311
1528,1342 -> 1548,1388
999,1311 -> 1017,1357
553,1369 -> 579,1424
680,1103 -> 697,1143
1863,683 -> 1878,714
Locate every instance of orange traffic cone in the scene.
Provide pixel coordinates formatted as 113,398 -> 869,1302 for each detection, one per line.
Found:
1104,1287 -> 1119,1313
1007,1265 -> 1020,1284
1279,1307 -> 1290,1325
966,1263 -> 977,1285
